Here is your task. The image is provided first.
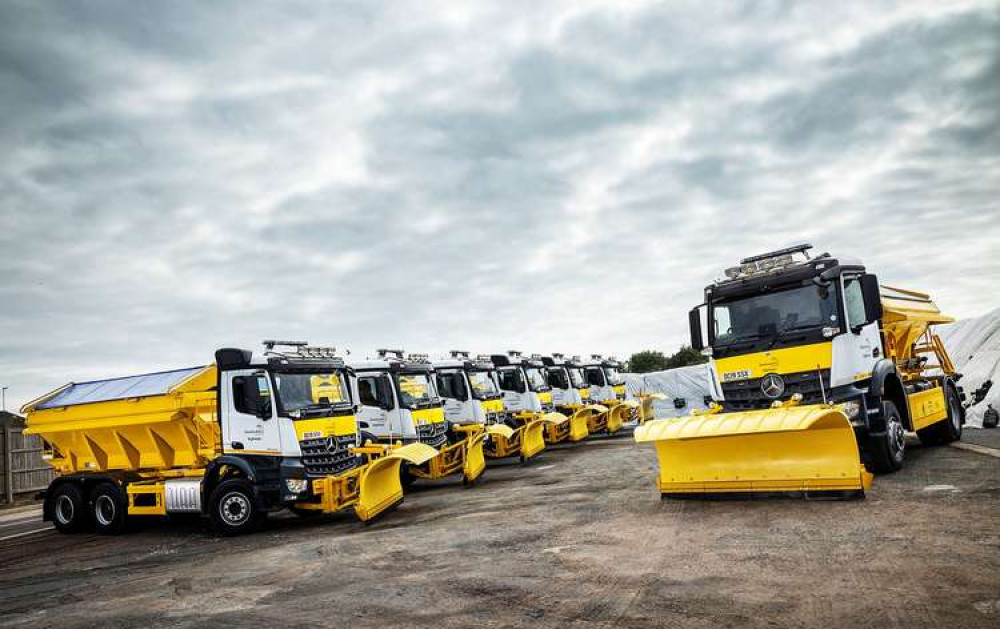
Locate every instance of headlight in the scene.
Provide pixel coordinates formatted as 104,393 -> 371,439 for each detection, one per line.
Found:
841,401 -> 861,421
285,478 -> 309,494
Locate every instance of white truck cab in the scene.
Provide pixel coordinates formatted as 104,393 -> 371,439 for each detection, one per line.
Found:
432,352 -> 507,427
582,355 -> 627,405
351,349 -> 488,484
491,351 -> 554,418
351,349 -> 449,448
542,354 -> 592,410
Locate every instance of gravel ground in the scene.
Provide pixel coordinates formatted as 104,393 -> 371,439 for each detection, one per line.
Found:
0,433 -> 997,629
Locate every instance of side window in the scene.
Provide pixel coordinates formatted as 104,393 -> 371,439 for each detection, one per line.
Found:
498,369 -> 521,391
548,369 -> 568,389
377,375 -> 395,410
233,374 -> 271,416
358,376 -> 380,407
713,306 -> 732,339
436,373 -> 457,399
844,276 -> 866,328
585,368 -> 605,386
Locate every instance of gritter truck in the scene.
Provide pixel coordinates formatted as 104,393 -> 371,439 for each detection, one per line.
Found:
22,341 -> 433,536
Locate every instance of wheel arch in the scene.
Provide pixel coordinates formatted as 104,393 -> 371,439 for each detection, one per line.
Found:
201,456 -> 257,514
870,361 -> 912,431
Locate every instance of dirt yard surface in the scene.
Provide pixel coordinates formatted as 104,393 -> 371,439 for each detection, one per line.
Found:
1,434 -> 997,629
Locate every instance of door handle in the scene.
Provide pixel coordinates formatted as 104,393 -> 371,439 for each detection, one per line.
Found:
872,348 -> 880,358
231,441 -> 245,450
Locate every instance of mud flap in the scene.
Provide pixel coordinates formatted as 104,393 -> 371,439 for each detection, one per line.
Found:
462,431 -> 487,484
355,443 -> 438,521
634,405 -> 873,495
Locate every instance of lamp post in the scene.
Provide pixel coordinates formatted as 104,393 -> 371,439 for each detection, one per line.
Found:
1,387 -> 7,413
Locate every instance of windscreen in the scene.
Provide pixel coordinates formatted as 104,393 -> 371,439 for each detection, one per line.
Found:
273,371 -> 350,417
603,367 -> 624,385
467,370 -> 498,399
396,373 -> 438,408
712,283 -> 839,345
524,367 -> 549,392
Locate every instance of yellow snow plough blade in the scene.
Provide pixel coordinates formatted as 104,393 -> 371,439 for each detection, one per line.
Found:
566,407 -> 598,441
636,394 -> 665,425
634,404 -> 873,496
355,443 -> 438,521
520,418 -> 547,460
462,430 -> 487,483
607,403 -> 635,434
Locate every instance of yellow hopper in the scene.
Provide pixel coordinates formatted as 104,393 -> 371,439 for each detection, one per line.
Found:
634,401 -> 872,496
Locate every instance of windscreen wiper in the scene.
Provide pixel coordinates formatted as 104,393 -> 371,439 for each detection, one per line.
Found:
767,324 -> 821,348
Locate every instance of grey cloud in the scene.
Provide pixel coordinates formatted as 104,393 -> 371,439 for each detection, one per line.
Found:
1,0 -> 998,411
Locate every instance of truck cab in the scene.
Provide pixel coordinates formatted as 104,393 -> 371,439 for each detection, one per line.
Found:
582,355 -> 626,405
491,352 -> 554,419
687,243 -> 964,473
433,352 -> 507,427
351,350 -> 449,448
542,354 -> 591,410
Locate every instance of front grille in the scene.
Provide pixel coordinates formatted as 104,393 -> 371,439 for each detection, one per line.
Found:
299,434 -> 360,476
417,422 -> 448,448
721,369 -> 832,411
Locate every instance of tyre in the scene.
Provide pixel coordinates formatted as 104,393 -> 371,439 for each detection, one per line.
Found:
49,483 -> 90,534
91,482 -> 128,535
918,386 -> 963,446
400,466 -> 417,489
209,479 -> 261,536
867,400 -> 905,474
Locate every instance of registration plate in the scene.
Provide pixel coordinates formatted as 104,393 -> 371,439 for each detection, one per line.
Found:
721,369 -> 752,382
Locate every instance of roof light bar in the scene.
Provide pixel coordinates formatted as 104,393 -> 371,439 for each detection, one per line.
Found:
740,243 -> 812,265
377,348 -> 405,360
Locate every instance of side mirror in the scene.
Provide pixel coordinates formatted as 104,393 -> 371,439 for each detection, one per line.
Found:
861,274 -> 883,324
689,307 -> 704,351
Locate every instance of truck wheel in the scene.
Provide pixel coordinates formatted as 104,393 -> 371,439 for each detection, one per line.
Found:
400,467 -> 417,489
918,386 -> 963,446
91,482 -> 128,535
49,483 -> 90,534
867,401 -> 905,474
209,479 -> 261,536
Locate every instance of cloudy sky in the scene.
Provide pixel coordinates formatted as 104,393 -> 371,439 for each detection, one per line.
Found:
1,0 -> 998,410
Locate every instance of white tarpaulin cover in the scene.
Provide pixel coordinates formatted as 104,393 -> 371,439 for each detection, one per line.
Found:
624,364 -> 713,418
938,307 -> 1000,429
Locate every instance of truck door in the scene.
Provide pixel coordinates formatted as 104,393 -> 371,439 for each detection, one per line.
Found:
585,367 -> 608,401
356,373 -> 397,438
498,367 -> 526,411
437,371 -> 467,422
831,274 -> 885,387
221,369 -> 283,455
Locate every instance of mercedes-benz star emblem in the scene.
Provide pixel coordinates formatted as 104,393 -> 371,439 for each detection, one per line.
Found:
324,436 -> 341,453
760,373 -> 785,399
